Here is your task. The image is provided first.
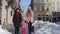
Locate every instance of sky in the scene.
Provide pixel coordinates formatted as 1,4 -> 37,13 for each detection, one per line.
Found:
20,0 -> 31,12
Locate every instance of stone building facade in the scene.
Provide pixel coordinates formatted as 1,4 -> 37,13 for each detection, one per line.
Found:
0,0 -> 20,28
31,0 -> 60,22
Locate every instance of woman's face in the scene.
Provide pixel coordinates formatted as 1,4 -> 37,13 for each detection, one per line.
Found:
16,10 -> 20,15
17,10 -> 20,12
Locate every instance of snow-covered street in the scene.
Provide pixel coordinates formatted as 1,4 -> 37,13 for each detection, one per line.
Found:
0,25 -> 12,34
0,0 -> 60,34
0,20 -> 60,34
32,20 -> 60,34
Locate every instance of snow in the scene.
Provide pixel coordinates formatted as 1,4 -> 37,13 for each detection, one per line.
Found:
0,25 -> 12,34
32,20 -> 60,34
0,20 -> 60,34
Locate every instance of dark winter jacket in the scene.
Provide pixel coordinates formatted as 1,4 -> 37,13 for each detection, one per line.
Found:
13,10 -> 22,27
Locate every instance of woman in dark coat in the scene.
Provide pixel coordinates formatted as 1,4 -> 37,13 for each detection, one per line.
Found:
13,8 -> 22,34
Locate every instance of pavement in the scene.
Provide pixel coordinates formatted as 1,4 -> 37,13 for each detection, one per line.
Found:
6,24 -> 30,34
7,25 -> 15,34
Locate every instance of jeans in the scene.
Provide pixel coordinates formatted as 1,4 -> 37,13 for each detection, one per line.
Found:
26,24 -> 29,34
19,27 -> 22,34
15,27 -> 19,34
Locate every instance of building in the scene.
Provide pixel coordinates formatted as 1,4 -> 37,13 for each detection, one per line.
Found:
31,0 -> 51,21
31,0 -> 60,22
0,0 -> 21,28
50,0 -> 60,12
50,0 -> 60,22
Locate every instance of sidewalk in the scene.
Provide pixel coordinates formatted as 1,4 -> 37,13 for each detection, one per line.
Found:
6,24 -> 29,34
7,24 -> 15,34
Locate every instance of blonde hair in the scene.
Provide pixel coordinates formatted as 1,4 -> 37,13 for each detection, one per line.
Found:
27,9 -> 32,17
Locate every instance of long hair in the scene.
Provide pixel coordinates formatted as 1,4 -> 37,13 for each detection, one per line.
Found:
27,9 -> 32,17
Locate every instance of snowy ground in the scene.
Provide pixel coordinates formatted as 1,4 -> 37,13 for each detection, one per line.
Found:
32,20 -> 60,34
0,20 -> 60,34
0,25 -> 12,34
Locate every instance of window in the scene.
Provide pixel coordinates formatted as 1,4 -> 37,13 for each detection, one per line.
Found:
58,17 -> 60,21
0,0 -> 2,6
34,6 -> 40,12
34,0 -> 40,3
43,17 -> 45,21
57,12 -> 60,17
38,17 -> 41,20
46,17 -> 49,21
11,11 -> 12,16
42,8 -> 44,11
38,14 -> 41,20
52,17 -> 57,22
38,7 -> 39,11
42,6 -> 44,11
46,8 -> 49,11
37,0 -> 39,2
42,0 -> 44,3
42,0 -> 44,11
34,6 -> 38,11
53,12 -> 58,16
38,6 -> 40,11
46,0 -> 48,2
37,0 -> 40,3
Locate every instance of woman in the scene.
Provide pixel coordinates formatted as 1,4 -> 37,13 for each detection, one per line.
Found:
13,8 -> 22,34
26,7 -> 34,34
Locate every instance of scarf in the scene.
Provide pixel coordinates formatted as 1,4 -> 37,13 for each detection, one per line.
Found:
16,11 -> 20,17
